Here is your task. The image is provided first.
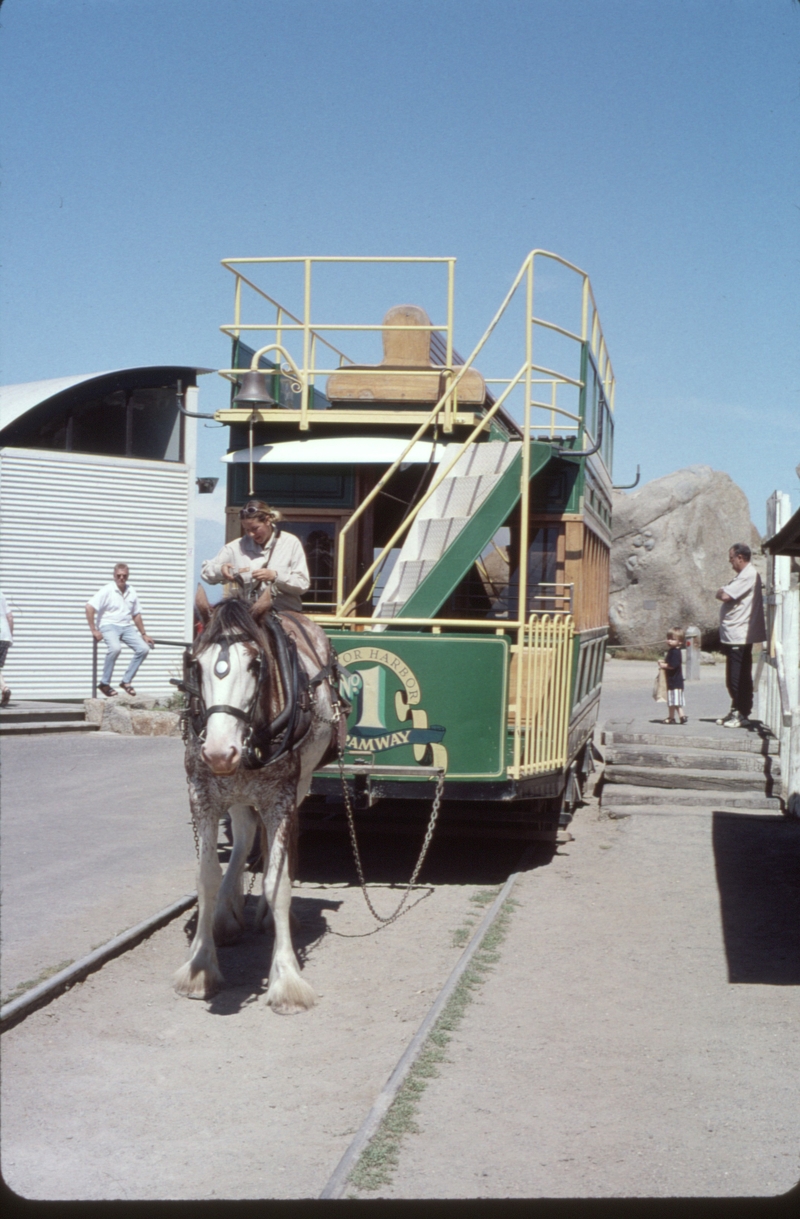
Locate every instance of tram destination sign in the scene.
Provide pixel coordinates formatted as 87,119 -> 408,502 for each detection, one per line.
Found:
325,632 -> 510,780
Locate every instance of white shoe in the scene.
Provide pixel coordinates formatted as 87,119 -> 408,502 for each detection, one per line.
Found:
723,713 -> 751,729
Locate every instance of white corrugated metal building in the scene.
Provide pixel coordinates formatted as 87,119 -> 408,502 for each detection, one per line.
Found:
0,367 -> 208,699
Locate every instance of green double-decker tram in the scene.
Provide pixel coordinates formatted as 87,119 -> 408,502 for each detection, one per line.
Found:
212,251 -> 616,836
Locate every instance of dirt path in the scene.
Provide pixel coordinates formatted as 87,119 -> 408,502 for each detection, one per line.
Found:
346,663 -> 800,1199
1,872 -> 498,1200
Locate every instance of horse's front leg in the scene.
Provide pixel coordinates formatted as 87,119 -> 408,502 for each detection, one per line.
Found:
214,803 -> 257,945
262,813 -> 315,1014
174,796 -> 225,999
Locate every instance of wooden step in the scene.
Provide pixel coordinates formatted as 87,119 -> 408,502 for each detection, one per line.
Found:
0,720 -> 99,736
0,708 -> 87,724
600,783 -> 782,811
601,726 -> 778,756
603,744 -> 779,776
603,765 -> 775,793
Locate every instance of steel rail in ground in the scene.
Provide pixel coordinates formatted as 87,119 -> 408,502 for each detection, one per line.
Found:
319,848 -> 534,1199
0,894 -> 197,1033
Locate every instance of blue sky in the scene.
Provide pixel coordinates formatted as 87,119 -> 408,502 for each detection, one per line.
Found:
1,0 -> 798,538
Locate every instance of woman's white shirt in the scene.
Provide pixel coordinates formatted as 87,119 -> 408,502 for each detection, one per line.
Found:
201,531 -> 310,601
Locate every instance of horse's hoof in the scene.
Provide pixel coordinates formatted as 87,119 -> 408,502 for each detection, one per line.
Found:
266,974 -> 315,1014
173,961 -> 224,999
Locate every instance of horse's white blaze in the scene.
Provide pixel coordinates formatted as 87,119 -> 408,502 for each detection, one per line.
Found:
200,642 -> 257,774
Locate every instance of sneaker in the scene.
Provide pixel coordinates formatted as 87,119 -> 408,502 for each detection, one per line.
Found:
715,710 -> 736,726
723,712 -> 751,729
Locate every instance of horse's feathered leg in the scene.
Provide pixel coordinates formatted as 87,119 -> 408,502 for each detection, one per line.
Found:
214,803 -> 256,945
262,807 -> 315,1014
174,796 -> 225,998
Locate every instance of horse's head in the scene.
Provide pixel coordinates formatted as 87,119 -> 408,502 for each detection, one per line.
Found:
193,592 -> 271,775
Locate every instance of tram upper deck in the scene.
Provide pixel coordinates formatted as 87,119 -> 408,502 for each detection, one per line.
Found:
212,252 -> 615,799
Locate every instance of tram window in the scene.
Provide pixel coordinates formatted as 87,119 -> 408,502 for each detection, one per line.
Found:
489,526 -> 561,618
279,520 -> 336,608
478,529 -> 510,608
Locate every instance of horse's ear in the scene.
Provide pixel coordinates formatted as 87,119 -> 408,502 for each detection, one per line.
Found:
195,583 -> 212,626
251,584 -> 273,622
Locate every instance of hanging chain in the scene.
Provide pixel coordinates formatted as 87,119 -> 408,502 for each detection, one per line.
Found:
338,738 -> 445,927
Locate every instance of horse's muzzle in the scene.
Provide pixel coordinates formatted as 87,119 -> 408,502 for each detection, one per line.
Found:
201,743 -> 242,775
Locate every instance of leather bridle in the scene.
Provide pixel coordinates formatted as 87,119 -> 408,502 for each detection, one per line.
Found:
173,616 -> 311,769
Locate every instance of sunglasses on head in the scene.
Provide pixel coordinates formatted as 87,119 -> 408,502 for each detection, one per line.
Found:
240,504 -> 271,519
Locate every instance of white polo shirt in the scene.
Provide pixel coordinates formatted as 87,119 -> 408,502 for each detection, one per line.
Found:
87,582 -> 143,629
718,563 -> 766,646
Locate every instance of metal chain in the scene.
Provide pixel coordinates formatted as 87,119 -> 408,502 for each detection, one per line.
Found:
338,739 -> 445,927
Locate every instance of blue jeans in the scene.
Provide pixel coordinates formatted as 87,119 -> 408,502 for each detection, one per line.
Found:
100,624 -> 150,685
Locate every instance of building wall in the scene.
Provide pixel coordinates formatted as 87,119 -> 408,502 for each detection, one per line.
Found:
0,447 -> 194,699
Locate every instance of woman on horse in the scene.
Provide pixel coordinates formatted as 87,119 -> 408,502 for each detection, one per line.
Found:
201,500 -> 310,613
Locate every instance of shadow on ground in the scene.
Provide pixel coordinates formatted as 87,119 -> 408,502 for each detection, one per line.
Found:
296,799 -> 557,886
180,894 -> 343,1015
712,811 -> 800,985
182,800 -> 559,1011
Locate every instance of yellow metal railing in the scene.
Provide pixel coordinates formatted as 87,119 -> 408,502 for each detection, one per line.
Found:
215,250 -> 613,645
508,614 -> 575,778
332,249 -> 613,621
217,256 -> 457,430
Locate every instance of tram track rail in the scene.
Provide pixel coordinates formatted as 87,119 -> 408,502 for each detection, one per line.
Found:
320,856 -> 528,1197
0,893 -> 197,1033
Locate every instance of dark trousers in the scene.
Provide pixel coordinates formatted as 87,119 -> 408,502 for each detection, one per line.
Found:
722,643 -> 753,718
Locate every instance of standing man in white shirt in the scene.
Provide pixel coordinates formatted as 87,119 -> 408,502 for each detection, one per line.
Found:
201,500 -> 310,613
0,587 -> 14,707
86,564 -> 154,697
715,542 -> 767,728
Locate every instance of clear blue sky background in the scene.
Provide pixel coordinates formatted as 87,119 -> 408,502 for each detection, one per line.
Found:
1,0 -> 798,539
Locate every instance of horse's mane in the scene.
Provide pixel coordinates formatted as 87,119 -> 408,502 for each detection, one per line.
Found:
194,597 -> 269,656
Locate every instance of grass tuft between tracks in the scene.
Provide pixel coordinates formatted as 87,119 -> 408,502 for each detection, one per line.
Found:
1,959 -> 75,1007
347,888 -> 520,1195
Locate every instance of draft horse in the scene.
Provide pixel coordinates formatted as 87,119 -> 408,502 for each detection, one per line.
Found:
173,585 -> 346,1014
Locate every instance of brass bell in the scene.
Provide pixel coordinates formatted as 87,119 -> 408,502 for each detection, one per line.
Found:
233,370 -> 278,408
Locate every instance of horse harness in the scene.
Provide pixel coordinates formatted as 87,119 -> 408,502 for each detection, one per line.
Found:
172,611 -> 351,770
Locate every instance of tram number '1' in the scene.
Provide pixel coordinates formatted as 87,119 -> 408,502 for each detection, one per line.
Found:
352,665 -> 386,731
346,663 -> 447,769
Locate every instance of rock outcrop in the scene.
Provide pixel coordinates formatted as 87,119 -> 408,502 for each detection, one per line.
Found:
609,466 -> 762,648
84,697 -> 181,736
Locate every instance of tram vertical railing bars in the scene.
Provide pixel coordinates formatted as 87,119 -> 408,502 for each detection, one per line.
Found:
445,258 -> 455,431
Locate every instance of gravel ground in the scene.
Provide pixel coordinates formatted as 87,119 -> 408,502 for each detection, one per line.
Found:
1,875 -> 497,1200
350,660 -> 800,1199
2,660 -> 796,1200
0,734 -> 195,1000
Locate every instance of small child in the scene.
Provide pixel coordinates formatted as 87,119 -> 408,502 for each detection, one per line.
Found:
659,629 -> 687,724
